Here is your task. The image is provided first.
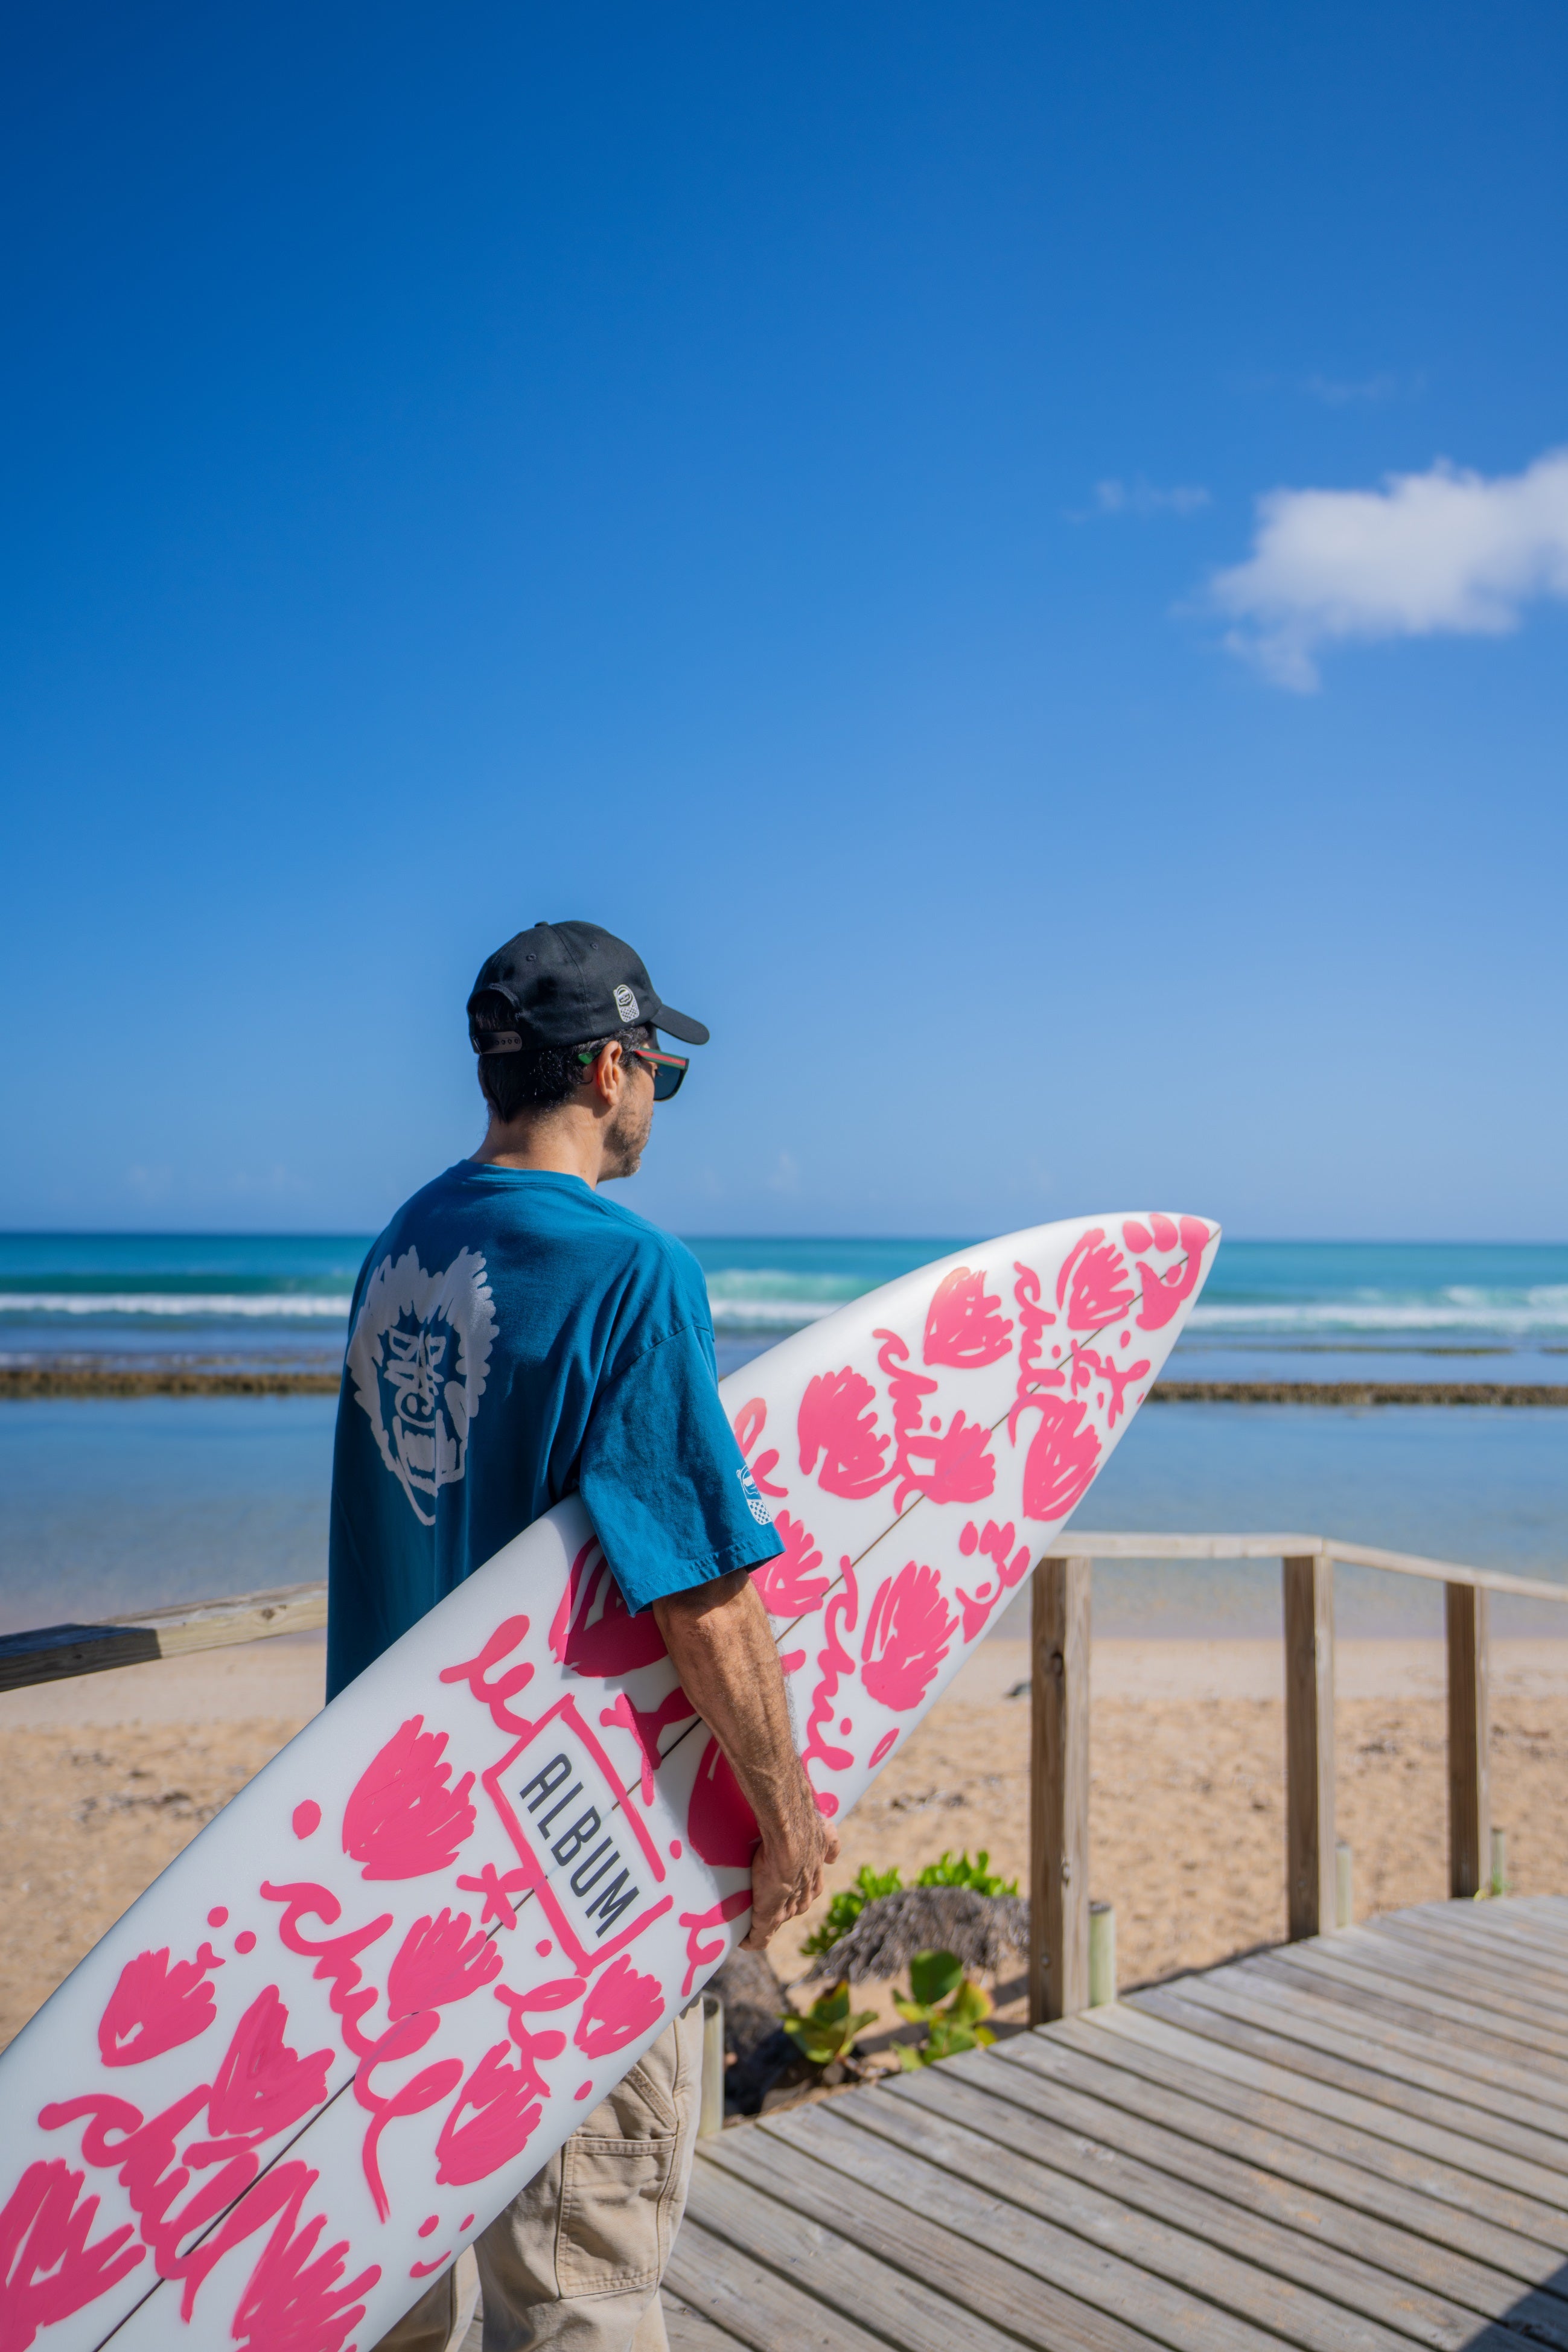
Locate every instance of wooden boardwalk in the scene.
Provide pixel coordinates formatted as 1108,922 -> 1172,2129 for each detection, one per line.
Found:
660,1896 -> 1568,2352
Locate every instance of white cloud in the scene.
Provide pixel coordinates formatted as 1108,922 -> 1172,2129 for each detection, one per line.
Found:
1210,448 -> 1568,689
1091,477 -> 1210,519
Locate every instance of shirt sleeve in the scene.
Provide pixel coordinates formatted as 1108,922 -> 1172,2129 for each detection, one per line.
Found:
578,1321 -> 785,1613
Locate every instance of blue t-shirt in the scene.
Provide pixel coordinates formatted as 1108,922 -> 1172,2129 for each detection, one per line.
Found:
326,1162 -> 782,1698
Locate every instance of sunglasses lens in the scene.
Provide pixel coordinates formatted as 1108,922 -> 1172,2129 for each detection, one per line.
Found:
651,1059 -> 686,1100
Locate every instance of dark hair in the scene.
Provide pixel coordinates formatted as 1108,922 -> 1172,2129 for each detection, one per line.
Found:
476,1021 -> 653,1123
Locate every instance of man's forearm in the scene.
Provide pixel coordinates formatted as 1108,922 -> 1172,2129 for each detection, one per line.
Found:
652,1569 -> 811,1835
652,1567 -> 838,1948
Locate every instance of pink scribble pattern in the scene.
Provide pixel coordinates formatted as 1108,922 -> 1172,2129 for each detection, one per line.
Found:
751,1510 -> 830,1616
573,1955 -> 663,2058
922,1266 -> 1013,1367
0,2161 -> 144,2351
860,1563 -> 956,1712
549,1541 -> 668,1677
686,1736 -> 759,1868
1056,1229 -> 1136,1329
97,1942 -> 225,2068
797,1367 -> 890,1498
342,1716 -> 476,1881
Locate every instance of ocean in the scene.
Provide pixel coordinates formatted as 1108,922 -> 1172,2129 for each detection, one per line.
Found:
2,1232 -> 1565,1640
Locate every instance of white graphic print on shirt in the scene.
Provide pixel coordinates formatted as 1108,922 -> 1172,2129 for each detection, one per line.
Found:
347,1245 -> 497,1525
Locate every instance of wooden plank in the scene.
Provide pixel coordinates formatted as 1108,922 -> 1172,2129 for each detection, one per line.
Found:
882,2053 -> 1568,2350
1284,1554 -> 1336,1940
1248,1946 -> 1568,2083
1322,1926 -> 1568,2050
1007,2021 -> 1568,2283
1031,1553 -> 1091,2022
1446,1583 -> 1491,1898
771,2098 -> 1315,2352
1370,1908 -> 1568,1984
1170,1965 -> 1568,2139
1366,1914 -> 1568,2013
661,2291 -> 754,2352
700,2123 -> 1164,2352
0,1580 -> 327,1692
1128,1986 -> 1568,2191
1269,1938 -> 1568,2070
1066,2012 -> 1568,2252
1392,1901 -> 1568,1972
664,2206 -> 900,2352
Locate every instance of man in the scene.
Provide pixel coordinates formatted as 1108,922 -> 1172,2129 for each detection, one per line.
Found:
328,919 -> 835,2352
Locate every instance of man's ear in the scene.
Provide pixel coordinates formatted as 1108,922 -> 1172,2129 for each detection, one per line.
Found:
588,1042 -> 624,1107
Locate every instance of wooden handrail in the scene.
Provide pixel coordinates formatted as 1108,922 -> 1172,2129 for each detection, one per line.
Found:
1026,1529 -> 1566,2021
1039,1531 -> 1568,1604
0,1581 -> 327,1695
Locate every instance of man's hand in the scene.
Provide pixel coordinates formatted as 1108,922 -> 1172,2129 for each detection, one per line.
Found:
652,1570 -> 841,1952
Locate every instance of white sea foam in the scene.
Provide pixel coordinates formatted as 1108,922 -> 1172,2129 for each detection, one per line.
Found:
1188,1286 -> 1568,1334
0,1293 -> 355,1319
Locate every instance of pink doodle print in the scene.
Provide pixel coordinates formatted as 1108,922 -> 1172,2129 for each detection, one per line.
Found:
598,1686 -> 698,1806
181,2156 -> 378,2346
954,1518 -> 1034,1641
261,1879 -> 394,2057
97,1942 -> 225,2068
686,1736 -> 760,1869
549,1540 -> 668,1677
0,2161 -> 143,2351
1131,1214 -> 1210,1330
751,1510 -> 831,1616
354,2016 -> 464,2221
797,1367 -> 890,1498
731,1398 -> 789,1497
573,1955 -> 663,2058
677,1892 -> 753,1998
1018,1395 -> 1101,1522
859,1563 -> 956,1712
342,1716 -> 476,1881
439,1614 -> 536,1735
435,2035 -> 555,2187
203,1988 -> 333,2148
800,1560 -> 859,1806
387,1910 -> 503,2019
922,1266 -> 1013,1368
1068,1344 -> 1150,1429
1056,1229 -> 1136,1330
455,1861 -> 538,1933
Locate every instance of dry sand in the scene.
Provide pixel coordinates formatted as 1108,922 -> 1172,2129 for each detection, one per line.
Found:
5,1630 -> 1568,2053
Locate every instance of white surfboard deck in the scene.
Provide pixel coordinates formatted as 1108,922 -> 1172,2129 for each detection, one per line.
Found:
0,1211 -> 1218,2352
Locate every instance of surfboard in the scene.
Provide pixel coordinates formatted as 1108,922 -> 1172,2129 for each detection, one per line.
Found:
0,1211 -> 1217,2352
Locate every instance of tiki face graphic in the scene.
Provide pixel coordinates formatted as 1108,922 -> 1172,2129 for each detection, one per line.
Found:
348,1246 -> 497,1525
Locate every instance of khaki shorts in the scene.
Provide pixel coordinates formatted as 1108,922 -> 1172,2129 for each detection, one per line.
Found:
374,1999 -> 704,2352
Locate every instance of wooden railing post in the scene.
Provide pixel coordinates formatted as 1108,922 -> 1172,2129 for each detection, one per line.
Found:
1283,1552 -> 1336,1940
1030,1555 -> 1091,2023
1446,1581 -> 1491,1899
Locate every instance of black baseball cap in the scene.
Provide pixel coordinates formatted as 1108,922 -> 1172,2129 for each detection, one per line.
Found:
468,921 -> 710,1056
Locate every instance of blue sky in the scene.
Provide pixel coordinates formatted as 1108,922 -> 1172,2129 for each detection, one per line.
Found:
2,1 -> 1564,1241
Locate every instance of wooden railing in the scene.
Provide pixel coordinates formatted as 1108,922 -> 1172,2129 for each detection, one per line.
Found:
7,1531 -> 1565,2033
1027,1532 -> 1568,2024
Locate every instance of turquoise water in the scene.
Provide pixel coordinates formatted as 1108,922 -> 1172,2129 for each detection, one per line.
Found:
4,1232 -> 1566,1382
1,1232 -> 1564,1640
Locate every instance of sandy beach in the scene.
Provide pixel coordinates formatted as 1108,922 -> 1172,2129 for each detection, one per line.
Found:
6,1627 -> 1568,2054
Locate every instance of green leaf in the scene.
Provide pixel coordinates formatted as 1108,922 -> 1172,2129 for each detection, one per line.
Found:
915,1847 -> 1020,1897
908,1948 -> 964,2007
895,2041 -> 932,2071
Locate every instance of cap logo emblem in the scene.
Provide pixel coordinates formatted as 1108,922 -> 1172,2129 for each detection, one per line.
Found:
613,984 -> 639,1021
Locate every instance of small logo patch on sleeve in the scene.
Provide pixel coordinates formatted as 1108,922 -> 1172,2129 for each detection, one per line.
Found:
737,1464 -> 774,1526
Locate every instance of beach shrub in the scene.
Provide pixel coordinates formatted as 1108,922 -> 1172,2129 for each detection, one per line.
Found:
779,1980 -> 878,2070
893,1946 -> 996,2069
798,1862 -> 904,1958
914,1849 -> 1019,1898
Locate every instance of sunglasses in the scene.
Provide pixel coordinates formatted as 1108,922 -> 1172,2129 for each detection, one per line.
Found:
578,1042 -> 689,1100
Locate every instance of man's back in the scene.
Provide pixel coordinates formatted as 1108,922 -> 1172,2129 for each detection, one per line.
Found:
328,1159 -> 767,1696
